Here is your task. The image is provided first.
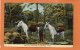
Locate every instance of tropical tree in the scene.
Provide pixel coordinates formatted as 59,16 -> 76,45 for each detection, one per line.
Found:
27,3 -> 39,23
5,3 -> 27,27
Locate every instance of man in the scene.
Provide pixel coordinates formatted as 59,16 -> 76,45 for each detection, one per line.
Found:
38,22 -> 44,42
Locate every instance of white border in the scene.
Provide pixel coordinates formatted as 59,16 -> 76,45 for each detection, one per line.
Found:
4,44 -> 73,48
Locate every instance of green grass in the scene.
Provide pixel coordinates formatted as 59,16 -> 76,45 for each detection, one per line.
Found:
4,28 -> 73,45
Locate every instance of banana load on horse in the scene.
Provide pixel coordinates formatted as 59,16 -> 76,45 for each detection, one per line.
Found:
57,23 -> 64,34
28,22 -> 38,32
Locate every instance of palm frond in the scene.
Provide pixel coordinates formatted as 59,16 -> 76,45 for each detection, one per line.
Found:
22,4 -> 27,9
27,3 -> 34,7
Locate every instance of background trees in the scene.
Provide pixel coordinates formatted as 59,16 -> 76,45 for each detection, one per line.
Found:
4,3 -> 73,44
4,3 -> 73,32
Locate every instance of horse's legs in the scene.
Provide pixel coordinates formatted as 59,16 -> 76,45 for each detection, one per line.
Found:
32,32 -> 33,35
26,33 -> 28,38
25,31 -> 29,39
37,30 -> 39,39
51,34 -> 54,42
61,31 -> 65,40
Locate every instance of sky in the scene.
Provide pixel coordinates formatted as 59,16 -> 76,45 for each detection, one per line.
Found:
21,3 -> 44,14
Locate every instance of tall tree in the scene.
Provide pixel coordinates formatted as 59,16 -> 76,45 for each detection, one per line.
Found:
5,3 -> 27,27
28,3 -> 40,23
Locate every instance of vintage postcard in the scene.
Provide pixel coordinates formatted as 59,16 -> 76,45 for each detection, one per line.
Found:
4,3 -> 73,47
0,0 -> 80,50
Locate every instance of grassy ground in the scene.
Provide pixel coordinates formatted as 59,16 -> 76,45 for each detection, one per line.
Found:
4,28 -> 73,45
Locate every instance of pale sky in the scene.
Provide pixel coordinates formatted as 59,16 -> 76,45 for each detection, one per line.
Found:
21,3 -> 44,14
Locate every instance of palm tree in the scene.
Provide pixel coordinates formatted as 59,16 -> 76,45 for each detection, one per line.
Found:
5,3 -> 27,27
28,3 -> 39,23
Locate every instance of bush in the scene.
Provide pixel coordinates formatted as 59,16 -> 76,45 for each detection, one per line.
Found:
64,29 -> 73,44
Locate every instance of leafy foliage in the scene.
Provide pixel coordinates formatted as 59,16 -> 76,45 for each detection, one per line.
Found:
4,3 -> 73,45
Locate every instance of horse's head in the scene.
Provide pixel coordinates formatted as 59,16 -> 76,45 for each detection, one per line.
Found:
44,22 -> 49,29
16,20 -> 23,28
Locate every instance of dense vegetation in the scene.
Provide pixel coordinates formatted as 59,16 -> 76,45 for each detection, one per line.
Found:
4,3 -> 73,45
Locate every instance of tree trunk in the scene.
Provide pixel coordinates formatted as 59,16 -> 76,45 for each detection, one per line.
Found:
36,3 -> 39,23
44,7 -> 46,24
9,4 -> 12,27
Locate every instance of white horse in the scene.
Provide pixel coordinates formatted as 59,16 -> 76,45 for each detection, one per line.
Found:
44,22 -> 64,42
16,20 -> 40,39
16,20 -> 29,38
